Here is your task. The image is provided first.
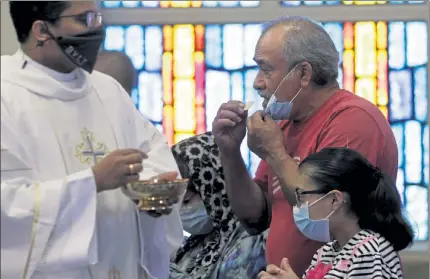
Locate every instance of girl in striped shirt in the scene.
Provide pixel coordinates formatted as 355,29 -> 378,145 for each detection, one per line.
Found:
259,147 -> 414,279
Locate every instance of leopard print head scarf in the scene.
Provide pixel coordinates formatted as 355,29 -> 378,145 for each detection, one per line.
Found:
171,132 -> 239,279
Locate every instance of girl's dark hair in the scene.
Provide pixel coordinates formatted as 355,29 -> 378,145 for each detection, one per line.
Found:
300,147 -> 414,251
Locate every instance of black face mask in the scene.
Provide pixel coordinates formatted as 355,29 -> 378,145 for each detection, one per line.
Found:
52,28 -> 105,73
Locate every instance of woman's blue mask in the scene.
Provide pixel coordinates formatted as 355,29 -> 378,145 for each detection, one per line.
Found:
180,198 -> 213,235
293,193 -> 336,243
265,64 -> 302,120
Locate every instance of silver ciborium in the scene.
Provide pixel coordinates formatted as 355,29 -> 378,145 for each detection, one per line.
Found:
122,178 -> 188,211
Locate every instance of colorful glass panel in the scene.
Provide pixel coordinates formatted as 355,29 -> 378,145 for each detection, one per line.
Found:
103,20 -> 428,240
281,0 -> 425,6
102,1 -> 260,8
321,21 -> 428,240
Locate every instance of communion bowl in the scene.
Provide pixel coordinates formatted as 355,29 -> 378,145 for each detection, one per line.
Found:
122,178 -> 188,211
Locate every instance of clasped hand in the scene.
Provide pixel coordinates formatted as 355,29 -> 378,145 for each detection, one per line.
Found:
258,258 -> 299,279
247,111 -> 286,161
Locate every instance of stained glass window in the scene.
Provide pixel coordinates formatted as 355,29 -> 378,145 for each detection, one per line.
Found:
323,21 -> 428,240
103,20 -> 428,240
102,1 -> 260,8
280,0 -> 425,6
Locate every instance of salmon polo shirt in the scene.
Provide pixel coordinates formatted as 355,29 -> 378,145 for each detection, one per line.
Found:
254,90 -> 398,276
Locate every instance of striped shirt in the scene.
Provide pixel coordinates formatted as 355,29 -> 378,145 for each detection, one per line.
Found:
303,230 -> 403,279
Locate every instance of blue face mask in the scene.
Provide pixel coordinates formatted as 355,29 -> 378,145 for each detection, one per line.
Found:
180,198 -> 213,235
293,193 -> 336,243
265,64 -> 302,121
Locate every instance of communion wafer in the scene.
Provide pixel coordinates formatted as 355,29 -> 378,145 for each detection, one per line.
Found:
244,101 -> 254,111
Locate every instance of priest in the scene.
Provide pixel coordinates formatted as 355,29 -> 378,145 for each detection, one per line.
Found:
1,2 -> 183,279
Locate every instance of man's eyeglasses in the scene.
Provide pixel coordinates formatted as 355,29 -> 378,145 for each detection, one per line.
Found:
58,11 -> 103,28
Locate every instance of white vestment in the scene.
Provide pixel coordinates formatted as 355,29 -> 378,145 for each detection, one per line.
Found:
0,50 -> 184,279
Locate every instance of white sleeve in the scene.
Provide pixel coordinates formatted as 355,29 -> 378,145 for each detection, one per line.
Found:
133,110 -> 184,279
0,107 -> 98,279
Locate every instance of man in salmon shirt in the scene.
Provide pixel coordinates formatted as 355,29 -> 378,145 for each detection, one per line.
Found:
212,16 -> 398,276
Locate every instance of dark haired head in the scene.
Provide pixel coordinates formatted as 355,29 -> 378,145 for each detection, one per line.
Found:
9,1 -> 71,43
299,147 -> 413,251
94,52 -> 137,95
9,1 -> 102,74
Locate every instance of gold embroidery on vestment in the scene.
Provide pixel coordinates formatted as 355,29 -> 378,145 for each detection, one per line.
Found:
108,267 -> 121,279
75,128 -> 109,165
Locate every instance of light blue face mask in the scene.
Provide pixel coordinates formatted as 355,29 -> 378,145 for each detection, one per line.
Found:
265,64 -> 302,121
293,193 -> 336,243
180,198 -> 214,235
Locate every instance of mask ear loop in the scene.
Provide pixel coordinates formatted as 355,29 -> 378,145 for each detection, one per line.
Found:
307,191 -> 344,219
24,22 -> 52,54
326,192 -> 348,219
308,191 -> 332,208
264,63 -> 300,113
290,87 -> 303,103
41,22 -> 56,43
325,208 -> 337,220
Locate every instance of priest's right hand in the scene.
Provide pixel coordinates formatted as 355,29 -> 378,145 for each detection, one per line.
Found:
212,100 -> 248,153
92,149 -> 148,192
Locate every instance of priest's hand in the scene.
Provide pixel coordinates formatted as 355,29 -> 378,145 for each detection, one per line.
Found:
212,100 -> 248,153
247,111 -> 285,161
258,258 -> 299,279
92,149 -> 147,192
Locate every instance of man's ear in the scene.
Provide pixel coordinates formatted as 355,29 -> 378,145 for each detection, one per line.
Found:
299,61 -> 312,88
31,20 -> 50,43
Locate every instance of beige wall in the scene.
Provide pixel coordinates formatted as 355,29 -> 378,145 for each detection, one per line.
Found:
1,1 -> 19,55
400,250 -> 429,279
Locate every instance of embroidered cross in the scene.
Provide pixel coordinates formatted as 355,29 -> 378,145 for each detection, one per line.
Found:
108,267 -> 121,279
75,128 -> 108,165
82,130 -> 105,164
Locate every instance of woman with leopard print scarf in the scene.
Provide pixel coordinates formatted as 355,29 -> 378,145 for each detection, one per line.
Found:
169,132 -> 267,279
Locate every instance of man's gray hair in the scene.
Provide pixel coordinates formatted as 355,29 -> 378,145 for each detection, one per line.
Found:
262,16 -> 340,86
